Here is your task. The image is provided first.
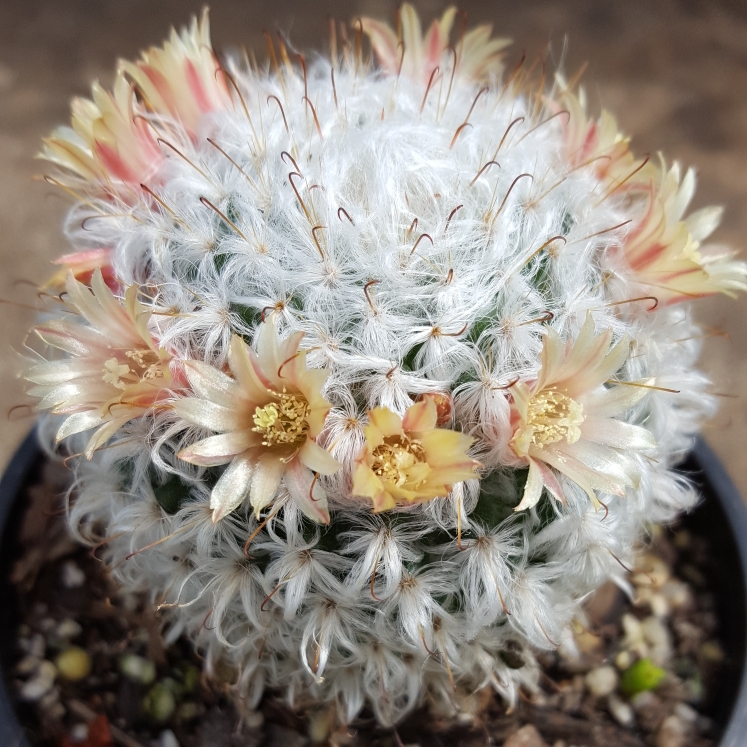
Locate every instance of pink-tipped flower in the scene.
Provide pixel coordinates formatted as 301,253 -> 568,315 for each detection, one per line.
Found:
549,85 -> 654,190
118,8 -> 230,136
25,269 -> 173,458
175,321 -> 341,524
352,398 -> 481,512
43,249 -> 117,292
39,9 -> 229,193
508,314 -> 656,512
41,72 -> 164,189
361,3 -> 510,84
618,161 -> 747,304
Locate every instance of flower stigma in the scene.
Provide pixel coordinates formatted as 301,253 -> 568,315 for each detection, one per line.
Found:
102,348 -> 165,390
253,391 -> 310,446
102,358 -> 130,389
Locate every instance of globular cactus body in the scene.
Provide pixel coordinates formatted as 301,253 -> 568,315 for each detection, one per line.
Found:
26,4 -> 746,726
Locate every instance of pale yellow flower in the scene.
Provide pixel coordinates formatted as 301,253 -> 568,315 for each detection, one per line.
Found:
361,3 -> 510,84
509,314 -> 656,512
119,9 -> 230,135
352,398 -> 481,512
549,88 -> 747,304
619,161 -> 747,304
40,9 -> 230,192
175,322 -> 341,524
25,269 -> 173,458
549,85 -> 654,190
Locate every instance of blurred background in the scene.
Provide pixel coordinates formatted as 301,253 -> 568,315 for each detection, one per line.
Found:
1,0 -> 747,496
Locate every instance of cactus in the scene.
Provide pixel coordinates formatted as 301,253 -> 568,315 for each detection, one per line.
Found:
24,4 -> 746,726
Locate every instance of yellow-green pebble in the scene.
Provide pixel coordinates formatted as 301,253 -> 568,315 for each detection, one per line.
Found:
620,658 -> 666,696
55,647 -> 91,682
144,682 -> 176,722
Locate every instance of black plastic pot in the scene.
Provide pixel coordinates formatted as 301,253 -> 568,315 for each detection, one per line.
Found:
0,428 -> 41,747
0,431 -> 746,745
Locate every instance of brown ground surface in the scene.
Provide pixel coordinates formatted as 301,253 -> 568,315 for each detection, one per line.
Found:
1,0 -> 747,496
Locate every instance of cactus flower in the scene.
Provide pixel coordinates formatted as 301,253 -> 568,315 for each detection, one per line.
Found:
509,314 -> 656,512
361,3 -> 510,83
549,85 -> 652,189
25,269 -> 173,458
39,9 -> 229,193
619,162 -> 747,304
118,9 -> 230,135
353,398 -> 481,512
176,321 -> 341,524
43,248 -> 116,292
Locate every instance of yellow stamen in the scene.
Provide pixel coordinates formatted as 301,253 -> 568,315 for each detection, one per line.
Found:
253,392 -> 309,446
525,390 -> 584,448
371,437 -> 428,487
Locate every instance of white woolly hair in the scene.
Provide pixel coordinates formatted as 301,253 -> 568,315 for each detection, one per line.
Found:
47,24 -> 718,727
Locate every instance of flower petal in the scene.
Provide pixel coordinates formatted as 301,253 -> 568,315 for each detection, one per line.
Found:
249,453 -> 286,516
277,348 -> 309,392
560,313 -> 600,374
183,359 -> 242,408
173,396 -> 248,432
400,3 -> 425,68
581,416 -> 656,450
536,327 -> 566,390
26,358 -> 103,385
84,414 -> 134,458
177,431 -> 258,466
419,428 -> 476,468
56,410 -> 106,442
564,336 -> 630,397
539,442 -> 632,496
535,460 -> 565,504
34,320 -> 100,356
514,458 -> 545,512
228,335 -> 272,402
529,447 -> 600,507
306,403 -> 333,439
686,205 -> 723,242
285,458 -> 330,524
210,457 -> 254,523
368,407 -> 403,438
255,318 -> 289,389
555,320 -> 613,393
402,398 -> 437,433
360,423 -> 384,454
360,17 -> 400,74
580,383 -> 648,418
352,463 -> 394,512
299,439 -> 342,476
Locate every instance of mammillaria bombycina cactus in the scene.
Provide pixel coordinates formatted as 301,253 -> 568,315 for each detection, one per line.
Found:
23,4 -> 747,726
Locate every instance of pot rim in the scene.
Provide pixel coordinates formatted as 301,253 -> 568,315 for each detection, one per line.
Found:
691,439 -> 747,747
0,427 -> 40,747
